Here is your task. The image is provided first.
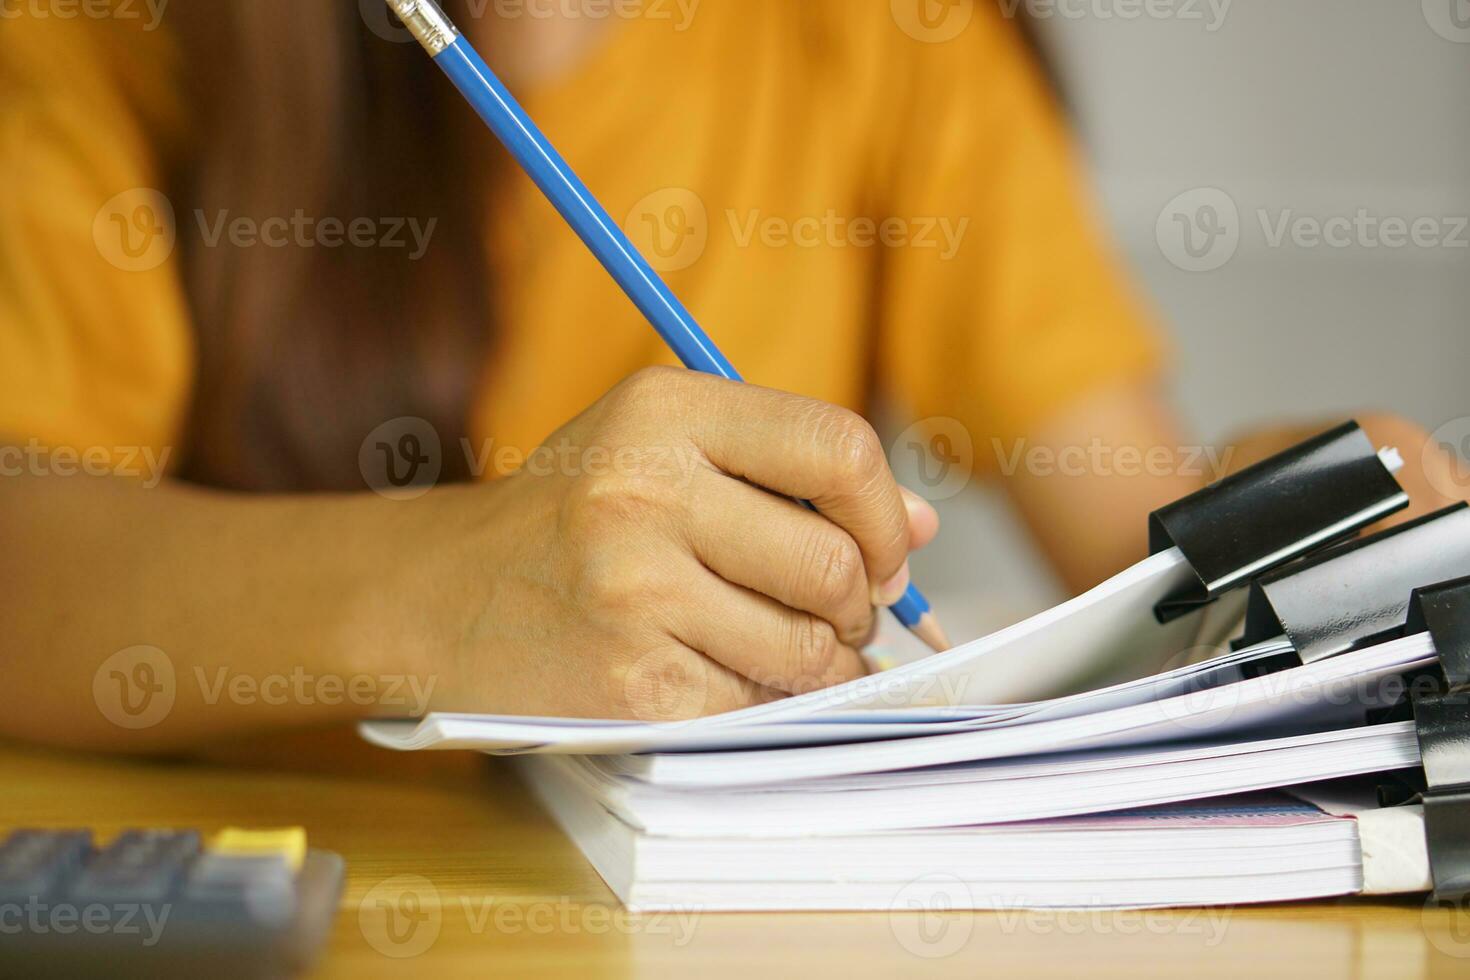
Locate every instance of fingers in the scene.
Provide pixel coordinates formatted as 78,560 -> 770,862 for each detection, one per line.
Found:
682,471 -> 876,648
1355,414 -> 1463,525
901,487 -> 940,551
620,644 -> 786,721
677,375 -> 922,604
667,564 -> 870,696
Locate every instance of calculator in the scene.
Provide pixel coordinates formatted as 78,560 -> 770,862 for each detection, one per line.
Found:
0,827 -> 344,979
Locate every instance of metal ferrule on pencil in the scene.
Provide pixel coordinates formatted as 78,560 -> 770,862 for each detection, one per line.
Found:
385,0 -> 460,56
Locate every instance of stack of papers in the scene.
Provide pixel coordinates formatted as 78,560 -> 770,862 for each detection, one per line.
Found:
361,542 -> 1443,910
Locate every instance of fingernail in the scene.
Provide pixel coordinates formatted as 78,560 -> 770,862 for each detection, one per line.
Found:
874,561 -> 911,607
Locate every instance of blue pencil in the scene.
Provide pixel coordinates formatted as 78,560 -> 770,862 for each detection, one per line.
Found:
386,0 -> 948,652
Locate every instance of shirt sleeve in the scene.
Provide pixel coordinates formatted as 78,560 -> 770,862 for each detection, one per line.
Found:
0,14 -> 192,469
870,5 -> 1166,466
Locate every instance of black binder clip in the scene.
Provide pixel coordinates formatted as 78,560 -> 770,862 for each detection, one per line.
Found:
1399,577 -> 1470,901
1235,503 -> 1470,663
1150,422 -> 1408,623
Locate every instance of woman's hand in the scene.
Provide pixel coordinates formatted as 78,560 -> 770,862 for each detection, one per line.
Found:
998,386 -> 1465,596
0,368 -> 935,750
397,367 -> 938,722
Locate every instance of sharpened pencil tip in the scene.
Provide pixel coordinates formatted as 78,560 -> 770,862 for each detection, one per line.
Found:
912,613 -> 951,654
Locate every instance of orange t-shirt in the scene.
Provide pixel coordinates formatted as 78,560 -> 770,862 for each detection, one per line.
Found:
0,1 -> 1162,478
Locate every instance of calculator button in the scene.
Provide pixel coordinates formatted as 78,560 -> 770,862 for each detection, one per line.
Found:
183,854 -> 298,928
0,830 -> 92,902
68,830 -> 201,902
208,827 -> 308,873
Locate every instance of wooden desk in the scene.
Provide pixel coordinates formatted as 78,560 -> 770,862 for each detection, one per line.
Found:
4,731 -> 1468,979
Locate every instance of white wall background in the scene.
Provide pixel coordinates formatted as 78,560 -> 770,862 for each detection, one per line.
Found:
899,0 -> 1470,642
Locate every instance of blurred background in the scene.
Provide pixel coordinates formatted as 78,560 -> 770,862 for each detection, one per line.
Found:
900,0 -> 1470,637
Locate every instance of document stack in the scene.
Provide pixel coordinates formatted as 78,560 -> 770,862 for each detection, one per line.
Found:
363,424 -> 1470,910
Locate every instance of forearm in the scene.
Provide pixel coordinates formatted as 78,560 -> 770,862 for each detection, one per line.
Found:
1002,385 -> 1206,593
0,472 -> 442,752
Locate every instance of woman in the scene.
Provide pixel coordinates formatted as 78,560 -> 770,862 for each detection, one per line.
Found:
0,1 -> 1452,750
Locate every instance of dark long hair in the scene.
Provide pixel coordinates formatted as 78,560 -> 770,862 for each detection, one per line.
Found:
168,2 -> 491,491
